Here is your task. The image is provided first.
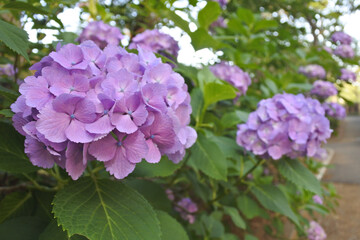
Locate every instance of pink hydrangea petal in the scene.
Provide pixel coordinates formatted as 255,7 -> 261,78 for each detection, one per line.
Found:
123,131 -> 148,163
88,134 -> 117,161
65,142 -> 87,180
104,148 -> 136,179
65,120 -> 94,143
144,139 -> 161,163
86,115 -> 114,134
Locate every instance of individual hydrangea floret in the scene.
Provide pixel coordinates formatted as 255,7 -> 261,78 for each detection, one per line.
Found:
175,198 -> 198,224
312,195 -> 323,205
322,102 -> 346,120
210,61 -> 251,97
310,80 -> 338,98
307,221 -> 327,240
334,45 -> 355,58
331,31 -> 352,45
129,29 -> 180,59
236,93 -> 332,160
0,64 -> 15,77
298,64 -> 326,79
339,68 -> 356,82
77,21 -> 123,49
11,40 -> 197,180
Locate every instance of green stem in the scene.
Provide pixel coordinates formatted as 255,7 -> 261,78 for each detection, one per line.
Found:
23,173 -> 58,192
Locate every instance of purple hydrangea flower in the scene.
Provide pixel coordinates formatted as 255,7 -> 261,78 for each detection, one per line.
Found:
334,45 -> 355,58
210,0 -> 229,8
312,195 -> 323,205
210,17 -> 227,29
310,80 -> 338,98
236,93 -> 332,160
331,31 -> 352,45
77,21 -> 123,49
11,40 -> 196,180
322,46 -> 332,54
299,64 -> 326,79
129,29 -> 180,58
339,68 -> 356,82
0,64 -> 15,77
322,102 -> 346,120
307,221 -> 327,240
175,198 -> 198,224
210,61 -> 251,97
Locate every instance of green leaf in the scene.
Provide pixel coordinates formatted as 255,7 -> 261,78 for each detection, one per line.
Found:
278,158 -> 322,195
39,220 -> 68,240
125,179 -> 172,212
0,216 -> 47,240
285,83 -> 313,91
204,82 -> 237,109
0,191 -> 32,223
0,109 -> 14,118
190,28 -> 221,50
156,211 -> 189,240
0,20 -> 29,61
245,234 -> 258,240
189,133 -> 227,181
236,194 -> 263,219
2,2 -> 48,14
303,204 -> 330,215
0,122 -> 39,173
131,156 -> 182,178
221,110 -> 249,128
264,79 -> 278,94
198,1 -> 222,29
53,177 -> 161,240
201,214 -> 224,238
0,85 -> 20,102
190,88 -> 204,123
236,8 -> 255,26
223,206 -> 246,229
252,19 -> 278,32
251,184 -> 299,225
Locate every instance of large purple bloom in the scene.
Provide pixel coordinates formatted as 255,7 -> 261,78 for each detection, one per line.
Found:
298,64 -> 326,79
210,61 -> 251,97
322,102 -> 346,120
334,45 -> 355,58
12,41 -> 196,180
236,93 -> 332,160
129,29 -> 179,58
331,31 -> 352,45
307,221 -> 327,240
310,80 -> 338,98
339,68 -> 356,82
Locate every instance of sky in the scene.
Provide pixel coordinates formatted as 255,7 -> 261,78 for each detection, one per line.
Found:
24,0 -> 360,67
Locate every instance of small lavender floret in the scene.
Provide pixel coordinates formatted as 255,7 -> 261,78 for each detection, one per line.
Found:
0,64 -> 15,77
310,80 -> 338,98
236,93 -> 332,160
175,198 -> 198,224
312,195 -> 323,205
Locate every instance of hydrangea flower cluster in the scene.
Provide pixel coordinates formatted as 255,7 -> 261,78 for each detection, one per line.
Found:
312,195 -> 323,205
77,21 -> 123,49
210,61 -> 251,97
331,31 -> 352,45
340,68 -> 356,81
236,93 -> 332,160
307,221 -> 327,240
11,40 -> 196,180
0,64 -> 15,77
310,80 -> 338,99
175,198 -> 198,224
322,102 -> 346,120
298,64 -> 326,79
334,44 -> 355,59
129,29 -> 180,58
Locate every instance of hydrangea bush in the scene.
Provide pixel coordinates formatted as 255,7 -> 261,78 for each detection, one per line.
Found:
0,0 -> 355,239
